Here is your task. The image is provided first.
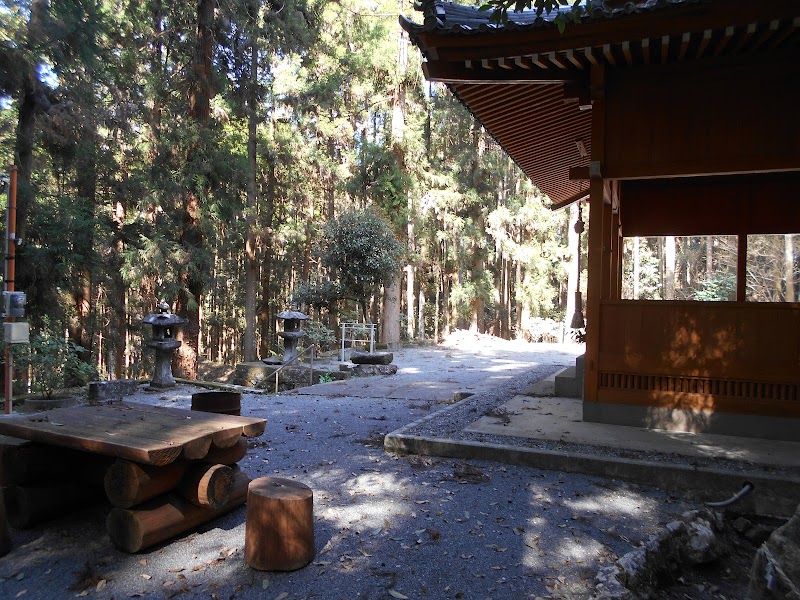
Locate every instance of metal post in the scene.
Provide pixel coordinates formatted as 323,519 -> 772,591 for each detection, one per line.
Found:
4,166 -> 17,414
309,344 -> 314,386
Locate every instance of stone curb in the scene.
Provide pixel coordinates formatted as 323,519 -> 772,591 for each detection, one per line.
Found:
384,428 -> 800,519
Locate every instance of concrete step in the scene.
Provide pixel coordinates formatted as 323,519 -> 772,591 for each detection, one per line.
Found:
554,365 -> 580,398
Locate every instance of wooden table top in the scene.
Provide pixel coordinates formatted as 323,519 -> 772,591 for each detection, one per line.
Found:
0,402 -> 266,466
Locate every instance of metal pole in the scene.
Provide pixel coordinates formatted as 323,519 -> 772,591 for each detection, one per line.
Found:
4,166 -> 17,414
309,344 -> 314,386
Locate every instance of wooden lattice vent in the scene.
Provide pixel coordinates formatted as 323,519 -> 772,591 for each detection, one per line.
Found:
599,372 -> 799,404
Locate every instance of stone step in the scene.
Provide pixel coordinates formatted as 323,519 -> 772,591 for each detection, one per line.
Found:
554,366 -> 580,398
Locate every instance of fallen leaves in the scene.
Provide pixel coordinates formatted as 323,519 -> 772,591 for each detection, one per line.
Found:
452,463 -> 491,484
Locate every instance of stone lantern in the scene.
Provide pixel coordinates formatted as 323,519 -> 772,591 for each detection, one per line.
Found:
277,309 -> 309,364
141,301 -> 187,389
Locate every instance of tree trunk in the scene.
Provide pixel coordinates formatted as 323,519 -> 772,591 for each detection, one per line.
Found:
13,0 -> 49,245
258,157 -> 276,359
566,203 -> 579,326
785,234 -> 795,302
633,236 -> 641,299
664,235 -> 676,300
175,0 -> 215,379
405,264 -> 415,340
244,32 -> 259,362
417,284 -> 425,339
381,274 -> 401,349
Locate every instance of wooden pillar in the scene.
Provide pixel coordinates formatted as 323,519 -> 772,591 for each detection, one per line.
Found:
584,63 -> 607,402
610,181 -> 623,300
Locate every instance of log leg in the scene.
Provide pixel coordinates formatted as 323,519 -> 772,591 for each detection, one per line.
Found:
4,482 -> 104,529
245,477 -> 315,571
203,436 -> 247,465
178,463 -> 233,509
0,488 -> 11,557
104,459 -> 188,509
106,468 -> 249,553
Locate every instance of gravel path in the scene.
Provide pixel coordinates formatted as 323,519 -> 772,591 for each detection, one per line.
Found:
0,335 -> 725,600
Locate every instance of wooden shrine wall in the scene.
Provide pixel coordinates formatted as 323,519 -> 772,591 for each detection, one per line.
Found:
619,173 -> 800,237
596,300 -> 800,417
603,52 -> 800,180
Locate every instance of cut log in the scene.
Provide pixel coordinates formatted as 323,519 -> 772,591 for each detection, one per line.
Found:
106,468 -> 249,553
104,459 -> 188,509
178,463 -> 233,509
0,435 -> 37,485
245,477 -> 315,571
203,436 -> 247,465
191,391 -> 241,416
4,482 -> 105,529
1,435 -> 112,489
0,488 -> 11,557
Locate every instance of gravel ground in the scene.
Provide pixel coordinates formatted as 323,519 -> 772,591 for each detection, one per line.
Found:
0,334 -> 752,599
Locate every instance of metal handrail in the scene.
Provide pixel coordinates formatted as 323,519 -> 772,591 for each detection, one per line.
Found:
270,343 -> 317,393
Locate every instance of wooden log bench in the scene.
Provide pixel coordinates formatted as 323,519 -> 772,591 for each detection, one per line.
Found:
0,402 -> 266,550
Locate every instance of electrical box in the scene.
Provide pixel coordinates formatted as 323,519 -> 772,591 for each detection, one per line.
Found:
4,322 -> 29,344
2,291 -> 26,318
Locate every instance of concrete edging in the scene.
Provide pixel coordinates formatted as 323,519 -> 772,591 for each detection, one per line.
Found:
384,429 -> 800,518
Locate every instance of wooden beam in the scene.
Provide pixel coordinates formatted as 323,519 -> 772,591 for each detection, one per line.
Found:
696,29 -> 713,58
549,189 -> 589,211
768,16 -> 800,50
602,43 -> 617,66
750,20 -> 780,51
678,32 -> 691,60
621,41 -> 633,65
548,51 -> 568,70
422,61 -> 580,84
584,47 -> 599,66
734,22 -> 758,52
660,35 -> 670,63
563,80 -> 591,108
641,38 -> 650,64
566,49 -> 583,69
531,53 -> 548,69
569,166 -> 590,181
714,26 -> 735,56
514,56 -> 532,69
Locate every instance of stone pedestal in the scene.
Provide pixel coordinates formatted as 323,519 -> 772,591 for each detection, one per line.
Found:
148,339 -> 181,389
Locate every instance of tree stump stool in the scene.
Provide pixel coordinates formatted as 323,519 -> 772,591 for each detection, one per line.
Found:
245,477 -> 315,571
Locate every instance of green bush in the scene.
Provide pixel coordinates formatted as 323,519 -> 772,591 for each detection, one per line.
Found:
10,326 -> 97,400
303,321 -> 336,351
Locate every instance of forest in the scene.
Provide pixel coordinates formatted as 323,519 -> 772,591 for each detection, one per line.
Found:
0,0 -> 796,389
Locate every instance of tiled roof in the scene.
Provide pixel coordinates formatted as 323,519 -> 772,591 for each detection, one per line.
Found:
405,0 -> 699,34
401,0 -> 800,205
